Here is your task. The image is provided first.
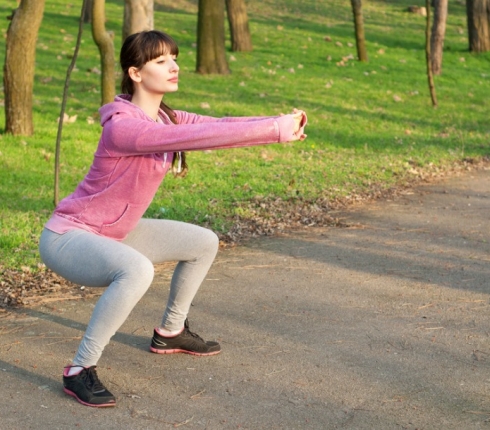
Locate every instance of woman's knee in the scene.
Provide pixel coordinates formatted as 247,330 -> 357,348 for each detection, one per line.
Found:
200,228 -> 219,256
123,255 -> 155,285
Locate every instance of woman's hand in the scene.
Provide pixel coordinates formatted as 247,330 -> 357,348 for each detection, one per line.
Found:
278,108 -> 307,141
291,108 -> 307,140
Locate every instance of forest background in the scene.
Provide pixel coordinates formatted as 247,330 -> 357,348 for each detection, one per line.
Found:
0,0 -> 489,281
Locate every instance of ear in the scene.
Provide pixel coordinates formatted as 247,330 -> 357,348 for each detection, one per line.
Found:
128,66 -> 142,83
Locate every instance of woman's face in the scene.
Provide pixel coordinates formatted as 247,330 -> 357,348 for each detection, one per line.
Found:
135,52 -> 179,95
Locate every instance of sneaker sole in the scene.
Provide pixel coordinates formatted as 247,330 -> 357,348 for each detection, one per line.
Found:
149,346 -> 221,356
63,387 -> 116,408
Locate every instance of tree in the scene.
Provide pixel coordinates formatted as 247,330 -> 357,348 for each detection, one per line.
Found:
196,0 -> 230,74
466,0 -> 490,52
225,0 -> 252,52
54,0 -> 88,205
430,0 -> 448,75
123,0 -> 154,42
92,0 -> 116,105
83,0 -> 93,23
3,0 -> 46,135
425,0 -> 438,106
350,0 -> 368,62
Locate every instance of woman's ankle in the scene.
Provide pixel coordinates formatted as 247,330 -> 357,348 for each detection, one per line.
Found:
156,326 -> 184,337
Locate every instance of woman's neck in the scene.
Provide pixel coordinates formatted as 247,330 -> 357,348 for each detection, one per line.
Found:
130,92 -> 163,121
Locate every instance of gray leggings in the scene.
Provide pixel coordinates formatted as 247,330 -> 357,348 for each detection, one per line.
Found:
39,219 -> 219,367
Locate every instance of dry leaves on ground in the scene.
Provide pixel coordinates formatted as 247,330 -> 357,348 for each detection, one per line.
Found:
0,265 -> 98,308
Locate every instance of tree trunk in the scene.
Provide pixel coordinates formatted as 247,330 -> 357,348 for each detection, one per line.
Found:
426,0 -> 438,107
92,0 -> 116,105
225,0 -> 252,52
350,0 -> 368,61
430,0 -> 448,75
123,0 -> 154,41
196,0 -> 230,74
54,0 -> 88,206
466,0 -> 490,52
3,0 -> 46,135
83,0 -> 93,23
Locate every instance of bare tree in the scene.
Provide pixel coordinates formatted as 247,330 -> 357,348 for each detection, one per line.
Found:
196,0 -> 230,74
350,0 -> 368,61
430,0 -> 448,75
123,0 -> 154,41
3,0 -> 46,135
83,0 -> 93,23
54,0 -> 88,205
425,0 -> 438,107
92,0 -> 116,105
225,0 -> 252,52
466,0 -> 490,52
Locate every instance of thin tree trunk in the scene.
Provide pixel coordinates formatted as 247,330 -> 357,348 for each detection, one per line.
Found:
466,0 -> 490,52
3,0 -> 46,135
430,0 -> 448,75
123,0 -> 154,41
350,0 -> 368,61
83,0 -> 93,23
426,0 -> 438,107
92,0 -> 116,105
196,0 -> 230,74
54,0 -> 88,206
225,0 -> 252,52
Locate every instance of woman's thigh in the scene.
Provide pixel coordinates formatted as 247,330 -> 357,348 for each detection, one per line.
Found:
122,219 -> 219,264
39,228 -> 151,287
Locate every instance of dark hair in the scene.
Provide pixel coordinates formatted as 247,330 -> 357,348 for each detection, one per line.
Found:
120,30 -> 187,177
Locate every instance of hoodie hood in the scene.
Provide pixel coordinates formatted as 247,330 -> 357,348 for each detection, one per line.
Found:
99,95 -> 151,126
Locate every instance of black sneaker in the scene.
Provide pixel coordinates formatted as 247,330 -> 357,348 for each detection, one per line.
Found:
63,365 -> 116,407
150,319 -> 221,356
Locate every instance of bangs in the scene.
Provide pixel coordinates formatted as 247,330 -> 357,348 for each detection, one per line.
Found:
141,32 -> 179,62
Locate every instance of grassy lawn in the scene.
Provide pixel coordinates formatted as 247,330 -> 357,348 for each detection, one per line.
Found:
0,0 -> 489,271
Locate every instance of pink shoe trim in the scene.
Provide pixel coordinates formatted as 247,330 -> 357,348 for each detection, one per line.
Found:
149,346 -> 221,356
63,388 -> 116,408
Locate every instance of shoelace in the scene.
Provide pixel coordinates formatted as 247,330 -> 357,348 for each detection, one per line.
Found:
83,367 -> 106,393
183,319 -> 205,343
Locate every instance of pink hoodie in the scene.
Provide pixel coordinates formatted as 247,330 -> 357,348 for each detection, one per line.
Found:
44,95 -> 306,241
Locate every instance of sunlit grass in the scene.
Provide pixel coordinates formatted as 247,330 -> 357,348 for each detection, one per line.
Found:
0,0 -> 489,269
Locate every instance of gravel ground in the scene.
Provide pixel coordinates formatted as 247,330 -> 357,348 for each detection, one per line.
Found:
0,166 -> 489,429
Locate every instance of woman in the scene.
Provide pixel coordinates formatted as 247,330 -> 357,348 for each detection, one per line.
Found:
39,30 -> 307,408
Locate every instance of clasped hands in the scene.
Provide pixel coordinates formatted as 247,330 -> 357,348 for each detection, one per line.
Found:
281,108 -> 308,141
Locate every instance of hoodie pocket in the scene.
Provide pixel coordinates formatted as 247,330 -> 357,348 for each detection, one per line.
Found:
99,203 -> 147,240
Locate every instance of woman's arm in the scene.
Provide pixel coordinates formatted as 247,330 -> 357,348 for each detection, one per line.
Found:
101,112 -> 306,157
174,110 -> 276,125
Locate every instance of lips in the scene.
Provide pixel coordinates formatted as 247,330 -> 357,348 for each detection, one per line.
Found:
168,78 -> 179,83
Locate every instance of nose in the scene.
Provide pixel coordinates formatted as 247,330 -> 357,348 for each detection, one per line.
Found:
171,59 -> 179,72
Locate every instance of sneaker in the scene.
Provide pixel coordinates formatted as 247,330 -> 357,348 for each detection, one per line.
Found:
150,319 -> 221,356
63,365 -> 116,407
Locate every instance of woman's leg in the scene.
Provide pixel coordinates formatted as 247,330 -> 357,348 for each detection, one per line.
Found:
39,228 -> 155,367
122,219 -> 219,331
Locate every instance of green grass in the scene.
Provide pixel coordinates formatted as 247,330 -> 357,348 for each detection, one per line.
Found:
1,0 -> 489,269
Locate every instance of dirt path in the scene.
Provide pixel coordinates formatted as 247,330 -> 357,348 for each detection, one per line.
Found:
0,168 -> 489,429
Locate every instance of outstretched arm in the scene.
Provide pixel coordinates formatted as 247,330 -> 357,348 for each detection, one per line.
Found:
101,111 -> 308,156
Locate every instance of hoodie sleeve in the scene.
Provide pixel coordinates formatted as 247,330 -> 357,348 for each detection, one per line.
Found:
174,110 -> 277,124
99,110 -> 300,157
